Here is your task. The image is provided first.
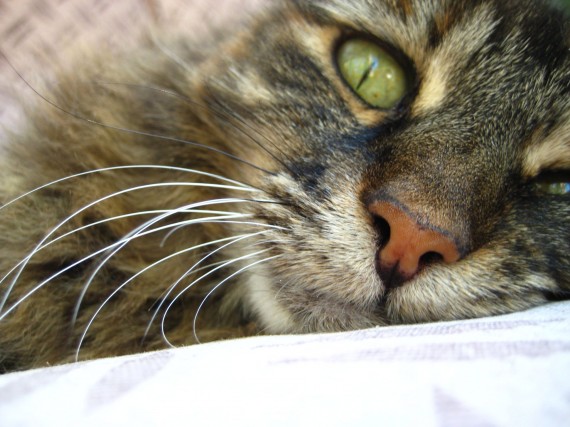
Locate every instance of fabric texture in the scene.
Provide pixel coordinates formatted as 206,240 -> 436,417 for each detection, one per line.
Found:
1,301 -> 569,426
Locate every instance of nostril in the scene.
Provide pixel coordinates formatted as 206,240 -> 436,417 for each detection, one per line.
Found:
419,251 -> 444,267
372,214 -> 391,247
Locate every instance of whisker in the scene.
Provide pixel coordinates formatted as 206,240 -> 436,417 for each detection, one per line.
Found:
0,210 -> 271,323
160,249 -> 277,347
0,164 -> 254,212
0,50 -> 276,176
0,208 -> 247,304
74,236 -> 271,361
159,213 -> 252,247
153,41 -> 293,165
160,217 -> 286,247
191,256 -> 282,343
0,197 -> 259,315
191,254 -> 282,344
153,259 -> 231,302
71,217 -> 282,326
54,209 -> 245,250
0,178 -> 257,298
154,38 -> 193,70
143,229 -> 273,341
146,259 -> 228,313
142,257 -> 239,340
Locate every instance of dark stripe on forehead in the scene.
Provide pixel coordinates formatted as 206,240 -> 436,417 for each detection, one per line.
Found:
398,0 -> 414,18
516,5 -> 569,69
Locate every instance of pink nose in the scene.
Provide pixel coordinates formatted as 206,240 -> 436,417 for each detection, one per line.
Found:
368,201 -> 461,288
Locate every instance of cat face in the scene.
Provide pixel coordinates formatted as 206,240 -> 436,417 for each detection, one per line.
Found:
196,0 -> 570,332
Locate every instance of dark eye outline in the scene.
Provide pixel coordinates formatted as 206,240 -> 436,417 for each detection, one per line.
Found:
531,170 -> 570,195
332,33 -> 418,114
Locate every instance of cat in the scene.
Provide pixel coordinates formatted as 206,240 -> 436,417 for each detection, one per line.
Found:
0,0 -> 569,372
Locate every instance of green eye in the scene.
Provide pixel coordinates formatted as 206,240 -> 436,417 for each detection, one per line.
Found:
535,182 -> 570,195
337,38 -> 409,109
533,171 -> 570,195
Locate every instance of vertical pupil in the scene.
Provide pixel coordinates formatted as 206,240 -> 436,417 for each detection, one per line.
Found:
337,38 -> 409,109
357,58 -> 379,89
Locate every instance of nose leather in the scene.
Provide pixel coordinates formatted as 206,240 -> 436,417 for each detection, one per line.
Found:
368,201 -> 461,287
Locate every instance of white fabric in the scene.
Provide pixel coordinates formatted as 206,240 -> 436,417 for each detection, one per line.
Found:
1,301 -> 569,426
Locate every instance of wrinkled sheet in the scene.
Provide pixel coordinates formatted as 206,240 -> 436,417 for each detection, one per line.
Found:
1,301 -> 569,426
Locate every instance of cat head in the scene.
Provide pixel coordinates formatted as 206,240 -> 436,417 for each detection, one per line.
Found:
191,0 -> 570,331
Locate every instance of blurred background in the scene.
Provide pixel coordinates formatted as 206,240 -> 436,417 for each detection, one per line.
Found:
0,0 -> 263,133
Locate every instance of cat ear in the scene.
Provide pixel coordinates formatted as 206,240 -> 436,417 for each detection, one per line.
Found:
522,112 -> 570,177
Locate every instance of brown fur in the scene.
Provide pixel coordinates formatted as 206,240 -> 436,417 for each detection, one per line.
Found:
0,0 -> 569,372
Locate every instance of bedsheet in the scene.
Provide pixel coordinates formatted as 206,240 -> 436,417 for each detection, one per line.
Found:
1,301 -> 569,426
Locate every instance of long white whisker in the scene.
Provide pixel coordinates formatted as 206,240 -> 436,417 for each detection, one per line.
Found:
0,210 -> 165,294
161,218 -> 286,247
74,236 -> 268,362
0,164 -> 253,212
146,259 -> 229,312
48,209 -> 250,252
159,213 -> 253,247
154,38 -> 193,71
0,201 -> 260,320
71,214 -> 278,326
0,178 -> 257,312
160,249 -> 276,347
0,209 -> 246,303
190,254 -> 282,344
144,229 -> 272,341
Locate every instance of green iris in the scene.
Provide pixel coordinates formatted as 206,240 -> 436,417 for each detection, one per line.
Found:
533,170 -> 570,195
535,182 -> 570,195
337,38 -> 409,109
